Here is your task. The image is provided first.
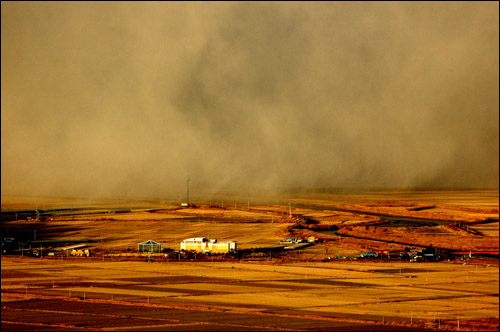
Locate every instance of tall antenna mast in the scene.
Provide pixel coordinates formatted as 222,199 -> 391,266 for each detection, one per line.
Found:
187,178 -> 190,206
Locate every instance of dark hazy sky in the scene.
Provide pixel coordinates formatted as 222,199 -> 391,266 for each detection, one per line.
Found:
1,1 -> 499,199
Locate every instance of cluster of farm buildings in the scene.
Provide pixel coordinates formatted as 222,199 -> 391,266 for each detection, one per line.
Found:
2,234 -> 494,262
138,238 -> 237,255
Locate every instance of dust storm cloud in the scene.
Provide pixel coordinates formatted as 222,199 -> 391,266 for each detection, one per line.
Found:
1,2 -> 498,199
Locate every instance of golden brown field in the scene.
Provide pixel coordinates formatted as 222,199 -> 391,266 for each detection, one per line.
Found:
1,190 -> 499,331
2,257 -> 498,331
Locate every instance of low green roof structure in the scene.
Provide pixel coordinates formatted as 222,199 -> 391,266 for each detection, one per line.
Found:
138,240 -> 162,253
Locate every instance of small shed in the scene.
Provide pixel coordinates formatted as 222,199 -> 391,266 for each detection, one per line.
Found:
307,235 -> 318,243
138,240 -> 162,253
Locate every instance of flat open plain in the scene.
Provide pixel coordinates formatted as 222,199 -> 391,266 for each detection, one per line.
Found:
1,190 -> 498,331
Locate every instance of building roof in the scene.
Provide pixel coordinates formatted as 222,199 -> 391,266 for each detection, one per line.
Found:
138,240 -> 161,245
183,237 -> 208,242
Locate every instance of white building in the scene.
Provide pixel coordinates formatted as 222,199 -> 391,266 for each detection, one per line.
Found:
180,237 -> 237,254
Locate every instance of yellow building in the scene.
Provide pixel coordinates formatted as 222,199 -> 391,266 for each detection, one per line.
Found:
180,237 -> 237,254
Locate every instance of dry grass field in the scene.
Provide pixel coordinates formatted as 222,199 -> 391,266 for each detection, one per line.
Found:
1,190 -> 498,331
1,257 -> 498,331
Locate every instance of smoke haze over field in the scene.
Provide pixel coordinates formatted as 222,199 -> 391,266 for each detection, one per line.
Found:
1,2 -> 499,199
